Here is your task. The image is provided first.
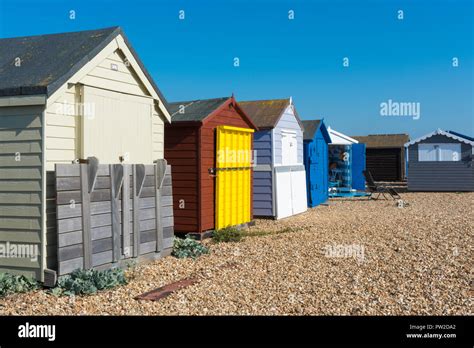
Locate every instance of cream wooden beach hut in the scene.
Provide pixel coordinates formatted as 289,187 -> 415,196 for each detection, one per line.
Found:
0,27 -> 172,282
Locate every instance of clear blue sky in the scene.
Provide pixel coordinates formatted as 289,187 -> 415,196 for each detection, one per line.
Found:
0,0 -> 472,138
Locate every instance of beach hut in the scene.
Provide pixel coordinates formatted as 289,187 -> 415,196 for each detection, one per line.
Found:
327,127 -> 366,195
405,129 -> 474,191
239,98 -> 307,219
352,134 -> 409,181
301,120 -> 331,207
0,27 -> 173,283
164,97 -> 257,238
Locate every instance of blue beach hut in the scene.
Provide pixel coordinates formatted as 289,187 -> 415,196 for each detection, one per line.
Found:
302,120 -> 331,207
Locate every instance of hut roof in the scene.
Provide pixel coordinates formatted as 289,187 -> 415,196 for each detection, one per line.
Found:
327,127 -> 359,145
301,119 -> 331,143
446,130 -> 474,142
405,129 -> 474,147
0,26 -> 169,111
351,134 -> 409,148
239,98 -> 301,129
168,97 -> 230,122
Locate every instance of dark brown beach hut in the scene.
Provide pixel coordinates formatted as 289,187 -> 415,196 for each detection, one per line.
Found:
351,134 -> 409,181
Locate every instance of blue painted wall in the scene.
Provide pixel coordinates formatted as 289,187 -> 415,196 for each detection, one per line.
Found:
407,134 -> 474,191
304,125 -> 329,207
253,130 -> 273,216
253,170 -> 273,216
254,130 -> 272,165
351,143 -> 366,191
252,105 -> 307,217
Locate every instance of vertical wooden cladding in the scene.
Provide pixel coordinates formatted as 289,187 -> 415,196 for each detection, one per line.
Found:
164,125 -> 199,232
165,99 -> 255,234
54,163 -> 173,276
200,104 -> 254,232
0,105 -> 44,280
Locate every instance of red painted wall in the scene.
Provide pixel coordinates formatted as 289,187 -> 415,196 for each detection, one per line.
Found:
199,102 -> 254,232
164,125 -> 199,232
165,99 -> 255,234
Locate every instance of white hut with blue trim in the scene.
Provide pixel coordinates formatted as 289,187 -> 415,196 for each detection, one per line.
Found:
240,98 -> 307,219
327,127 -> 366,196
405,129 -> 474,191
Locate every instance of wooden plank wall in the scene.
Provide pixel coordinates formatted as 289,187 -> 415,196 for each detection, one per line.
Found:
161,165 -> 174,249
44,84 -> 79,171
253,171 -> 273,217
46,171 -> 58,271
407,135 -> 474,191
0,105 -> 44,280
365,148 -> 401,181
253,130 -> 273,217
164,126 -> 199,233
54,163 -> 173,276
200,103 -> 254,232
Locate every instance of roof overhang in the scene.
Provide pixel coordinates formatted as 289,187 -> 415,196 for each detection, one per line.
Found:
327,126 -> 359,145
320,120 -> 332,144
164,120 -> 201,127
405,129 -> 474,147
45,32 -> 171,123
202,96 -> 259,131
239,98 -> 293,130
0,95 -> 46,107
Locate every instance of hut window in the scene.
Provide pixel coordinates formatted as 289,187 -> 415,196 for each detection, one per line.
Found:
418,143 -> 461,162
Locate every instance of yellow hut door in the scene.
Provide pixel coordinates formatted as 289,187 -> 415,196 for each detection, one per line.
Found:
215,125 -> 254,230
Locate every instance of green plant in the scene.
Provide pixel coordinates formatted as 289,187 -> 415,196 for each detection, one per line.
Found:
172,237 -> 209,259
51,268 -> 127,296
213,227 -> 243,243
124,260 -> 138,280
0,273 -> 38,297
242,227 -> 300,238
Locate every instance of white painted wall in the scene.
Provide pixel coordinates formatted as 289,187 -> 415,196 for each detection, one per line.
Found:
272,105 -> 304,166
